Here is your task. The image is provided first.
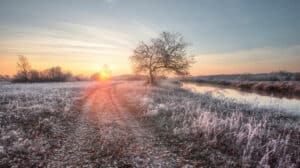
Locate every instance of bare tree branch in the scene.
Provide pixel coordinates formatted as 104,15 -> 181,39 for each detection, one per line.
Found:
130,32 -> 193,85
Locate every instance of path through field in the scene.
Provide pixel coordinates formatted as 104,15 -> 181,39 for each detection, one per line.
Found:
48,82 -> 189,167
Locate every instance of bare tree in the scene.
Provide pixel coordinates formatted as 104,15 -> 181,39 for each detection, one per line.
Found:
13,56 -> 78,82
15,55 -> 31,82
130,32 -> 193,84
28,70 -> 40,82
48,66 -> 63,81
42,66 -> 71,82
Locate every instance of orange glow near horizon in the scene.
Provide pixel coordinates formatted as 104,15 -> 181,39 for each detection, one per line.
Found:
0,54 -> 132,77
98,64 -> 112,81
98,71 -> 110,81
1,56 -> 300,77
1,46 -> 300,77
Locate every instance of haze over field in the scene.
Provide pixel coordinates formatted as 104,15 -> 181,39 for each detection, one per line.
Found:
1,0 -> 300,76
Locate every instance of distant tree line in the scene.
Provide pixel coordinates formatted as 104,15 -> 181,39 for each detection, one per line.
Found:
13,55 -> 87,83
191,71 -> 300,82
0,75 -> 11,82
235,71 -> 300,81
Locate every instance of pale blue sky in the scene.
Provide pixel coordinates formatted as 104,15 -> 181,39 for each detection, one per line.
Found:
1,0 -> 300,75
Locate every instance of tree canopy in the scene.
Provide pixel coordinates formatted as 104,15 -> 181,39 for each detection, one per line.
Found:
130,32 -> 193,84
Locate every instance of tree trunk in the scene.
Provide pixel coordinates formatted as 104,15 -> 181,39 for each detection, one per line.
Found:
149,70 -> 154,85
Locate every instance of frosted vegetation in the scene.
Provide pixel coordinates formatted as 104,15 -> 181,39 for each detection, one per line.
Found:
121,81 -> 300,167
0,82 -> 95,167
0,81 -> 299,167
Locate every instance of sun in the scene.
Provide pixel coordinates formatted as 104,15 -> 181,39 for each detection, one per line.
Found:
98,64 -> 112,81
99,70 -> 110,81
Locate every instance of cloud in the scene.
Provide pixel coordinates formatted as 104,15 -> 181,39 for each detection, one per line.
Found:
105,0 -> 115,3
199,45 -> 300,62
0,21 -> 158,57
0,20 -> 158,75
193,45 -> 300,74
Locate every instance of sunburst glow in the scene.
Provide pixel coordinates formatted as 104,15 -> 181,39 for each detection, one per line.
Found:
98,64 -> 111,81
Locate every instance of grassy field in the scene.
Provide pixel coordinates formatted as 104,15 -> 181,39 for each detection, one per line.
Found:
0,81 -> 299,167
0,82 -> 93,167
122,81 -> 300,167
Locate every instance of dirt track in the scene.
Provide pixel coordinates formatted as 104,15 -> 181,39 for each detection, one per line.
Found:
48,83 -> 189,167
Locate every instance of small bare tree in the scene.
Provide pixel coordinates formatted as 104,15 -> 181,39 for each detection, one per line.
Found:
16,55 -> 31,82
28,70 -> 40,82
130,32 -> 193,84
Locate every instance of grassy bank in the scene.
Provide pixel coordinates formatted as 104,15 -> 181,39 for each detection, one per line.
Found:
121,81 -> 300,167
187,79 -> 300,98
185,72 -> 300,98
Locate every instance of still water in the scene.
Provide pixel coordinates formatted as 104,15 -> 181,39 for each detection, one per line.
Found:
182,82 -> 300,114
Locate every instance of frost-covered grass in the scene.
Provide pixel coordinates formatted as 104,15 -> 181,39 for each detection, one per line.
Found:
121,81 -> 300,167
0,82 -> 94,167
1,80 -> 299,167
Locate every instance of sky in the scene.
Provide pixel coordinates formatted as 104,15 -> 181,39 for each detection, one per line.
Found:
0,0 -> 300,76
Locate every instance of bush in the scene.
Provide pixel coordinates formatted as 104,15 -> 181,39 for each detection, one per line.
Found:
13,66 -> 80,83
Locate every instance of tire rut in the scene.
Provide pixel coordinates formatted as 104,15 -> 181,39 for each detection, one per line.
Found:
47,83 -> 191,167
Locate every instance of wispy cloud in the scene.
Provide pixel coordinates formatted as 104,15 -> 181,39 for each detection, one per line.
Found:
193,45 -> 300,75
0,21 -> 157,75
0,20 -> 157,55
105,0 -> 115,3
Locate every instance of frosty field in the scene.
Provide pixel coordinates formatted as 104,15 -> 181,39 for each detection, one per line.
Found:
0,81 -> 299,167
